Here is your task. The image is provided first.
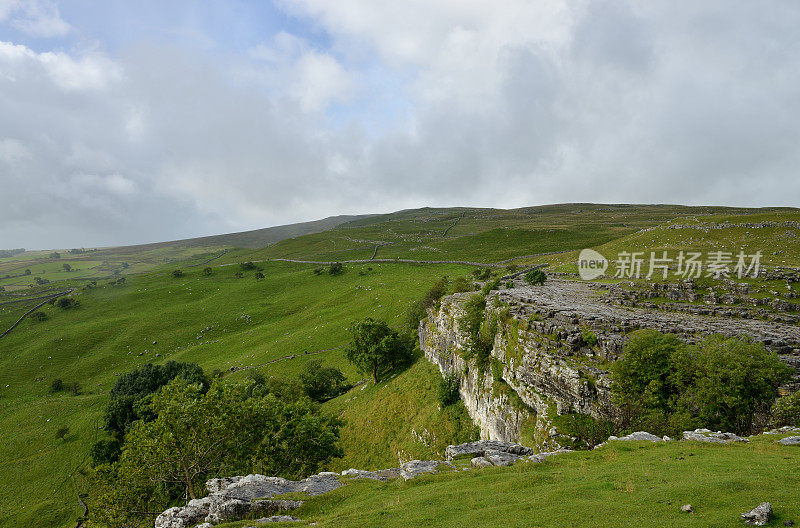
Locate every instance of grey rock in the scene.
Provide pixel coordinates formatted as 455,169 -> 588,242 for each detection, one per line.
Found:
471,456 -> 493,468
400,460 -> 450,480
741,502 -> 773,526
252,515 -> 303,523
527,449 -> 572,463
682,429 -> 749,443
680,504 -> 693,513
341,468 -> 386,480
445,440 -> 534,460
776,436 -> 800,445
614,431 -> 663,442
484,449 -> 523,467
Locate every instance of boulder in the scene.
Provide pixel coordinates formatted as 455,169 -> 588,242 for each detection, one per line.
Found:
776,436 -> 800,445
445,440 -> 534,461
471,456 -> 493,468
613,431 -> 664,442
682,429 -> 749,443
680,504 -> 693,513
741,502 -> 773,526
484,449 -> 523,467
341,468 -> 385,480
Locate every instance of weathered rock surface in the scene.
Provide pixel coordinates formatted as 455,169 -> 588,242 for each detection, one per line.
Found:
471,456 -> 493,468
420,279 -> 799,445
400,460 -> 452,480
682,429 -> 749,443
775,436 -> 800,445
764,426 -> 800,435
742,502 -> 773,526
445,440 -> 535,460
613,431 -> 665,442
154,473 -> 341,528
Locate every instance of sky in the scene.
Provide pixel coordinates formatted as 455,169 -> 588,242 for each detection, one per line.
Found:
1,1 -> 800,249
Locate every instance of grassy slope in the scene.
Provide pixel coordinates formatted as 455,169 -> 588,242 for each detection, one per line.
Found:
221,436 -> 800,528
0,261 -> 470,528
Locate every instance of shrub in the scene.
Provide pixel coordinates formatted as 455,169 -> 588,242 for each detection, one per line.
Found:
24,269 -> 31,275
234,271 -> 244,278
299,360 -> 350,402
255,272 -> 265,279
30,311 -> 47,322
438,373 -> 461,407
68,381 -> 81,396
56,297 -> 78,309
313,268 -> 324,275
524,268 -> 546,285
202,267 -> 213,276
50,379 -> 64,393
491,358 -> 504,382
34,277 -> 50,285
55,425 -> 69,440
172,269 -> 184,278
553,414 -> 615,449
240,261 -> 256,271
772,392 -> 800,427
581,328 -> 598,347
611,330 -> 792,436
472,268 -> 492,280
328,262 -> 344,275
451,276 -> 473,293
481,278 -> 501,295
459,294 -> 497,373
505,281 -> 514,289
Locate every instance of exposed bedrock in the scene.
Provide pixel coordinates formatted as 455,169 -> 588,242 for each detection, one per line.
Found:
420,279 -> 800,447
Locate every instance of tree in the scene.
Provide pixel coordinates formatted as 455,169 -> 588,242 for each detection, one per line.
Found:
524,268 -> 546,285
23,269 -> 31,275
345,318 -> 413,383
255,272 -> 265,279
202,267 -> 213,276
55,425 -> 70,440
56,297 -> 78,309
121,262 -> 129,269
234,271 -> 244,279
103,361 -> 209,440
328,262 -> 344,276
299,360 -> 349,402
772,391 -> 800,427
30,311 -> 47,322
50,378 -> 64,393
91,378 -> 342,525
437,373 -> 460,407
240,261 -> 256,271
62,263 -> 71,272
172,269 -> 184,278
50,252 -> 60,259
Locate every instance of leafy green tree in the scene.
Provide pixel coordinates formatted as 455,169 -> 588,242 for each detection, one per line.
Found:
345,318 -> 413,383
328,262 -> 344,275
55,425 -> 69,440
50,252 -> 60,259
172,269 -> 184,278
90,378 -> 342,524
103,361 -> 208,439
56,297 -> 77,309
30,311 -> 47,322
202,267 -> 213,276
240,261 -> 256,270
299,360 -> 350,402
50,378 -> 64,393
255,271 -> 265,279
524,268 -> 546,285
62,263 -> 71,272
23,268 -> 31,275
674,336 -> 792,435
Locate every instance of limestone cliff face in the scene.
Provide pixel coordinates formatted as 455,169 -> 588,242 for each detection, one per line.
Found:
420,279 -> 800,448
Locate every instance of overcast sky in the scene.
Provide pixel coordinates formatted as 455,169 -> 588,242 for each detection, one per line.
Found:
1,1 -> 799,249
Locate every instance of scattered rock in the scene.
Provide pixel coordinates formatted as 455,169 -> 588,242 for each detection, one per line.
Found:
680,504 -> 694,513
613,431 -> 665,442
784,520 -> 794,527
741,502 -> 772,526
341,468 -> 386,481
764,426 -> 800,435
775,436 -> 800,446
250,515 -> 303,523
484,449 -> 522,467
400,460 -> 450,480
682,429 -> 749,443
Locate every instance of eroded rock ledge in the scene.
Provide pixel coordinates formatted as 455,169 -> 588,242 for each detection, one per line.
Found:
419,279 -> 800,446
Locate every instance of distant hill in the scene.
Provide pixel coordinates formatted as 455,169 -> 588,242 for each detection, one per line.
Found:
104,214 -> 373,253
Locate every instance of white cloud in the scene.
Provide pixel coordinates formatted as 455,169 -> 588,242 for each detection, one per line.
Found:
3,1 -> 800,249
0,0 -> 70,37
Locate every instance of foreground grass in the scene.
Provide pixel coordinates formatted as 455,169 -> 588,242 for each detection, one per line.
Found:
220,436 -> 800,528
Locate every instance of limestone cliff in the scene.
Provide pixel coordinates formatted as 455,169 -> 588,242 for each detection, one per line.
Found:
420,279 -> 800,449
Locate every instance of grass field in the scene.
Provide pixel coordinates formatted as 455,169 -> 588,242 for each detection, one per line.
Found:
217,435 -> 800,528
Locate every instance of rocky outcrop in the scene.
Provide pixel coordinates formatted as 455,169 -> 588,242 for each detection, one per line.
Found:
742,502 -> 773,526
154,473 -> 341,528
419,279 -> 800,445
